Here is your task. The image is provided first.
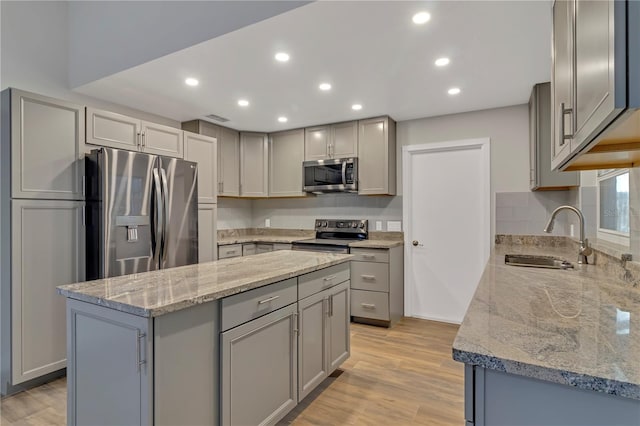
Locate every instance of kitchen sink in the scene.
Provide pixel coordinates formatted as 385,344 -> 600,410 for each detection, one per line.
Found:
505,254 -> 574,270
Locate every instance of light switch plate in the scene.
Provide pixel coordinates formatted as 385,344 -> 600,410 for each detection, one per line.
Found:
265,219 -> 271,228
387,221 -> 402,232
375,221 -> 383,231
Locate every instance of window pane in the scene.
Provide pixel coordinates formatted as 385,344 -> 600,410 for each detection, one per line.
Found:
599,172 -> 629,234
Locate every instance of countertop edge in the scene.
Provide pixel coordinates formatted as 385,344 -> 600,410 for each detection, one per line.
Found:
58,256 -> 353,318
452,347 -> 640,401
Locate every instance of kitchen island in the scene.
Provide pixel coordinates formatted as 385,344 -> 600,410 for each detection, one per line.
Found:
58,250 -> 353,426
453,239 -> 640,425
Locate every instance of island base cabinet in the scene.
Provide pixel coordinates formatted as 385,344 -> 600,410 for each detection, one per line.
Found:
466,366 -> 640,426
221,303 -> 298,426
66,299 -> 152,426
298,280 -> 350,401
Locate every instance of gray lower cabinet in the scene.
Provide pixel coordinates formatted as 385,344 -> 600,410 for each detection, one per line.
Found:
298,280 -> 350,400
242,243 -> 257,256
464,365 -> 640,426
218,244 -> 242,259
350,246 -> 403,326
7,200 -> 85,389
67,299 -> 151,426
221,303 -> 298,426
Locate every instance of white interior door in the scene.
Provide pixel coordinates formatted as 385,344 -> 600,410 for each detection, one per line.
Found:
403,139 -> 490,324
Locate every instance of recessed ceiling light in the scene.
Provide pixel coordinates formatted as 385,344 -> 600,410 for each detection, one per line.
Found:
275,52 -> 290,62
319,83 -> 332,91
237,99 -> 250,107
185,77 -> 199,86
435,57 -> 450,67
278,116 -> 288,123
351,104 -> 363,111
412,11 -> 431,24
448,87 -> 461,95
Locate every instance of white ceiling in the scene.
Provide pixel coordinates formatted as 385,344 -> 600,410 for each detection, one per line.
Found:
75,1 -> 552,132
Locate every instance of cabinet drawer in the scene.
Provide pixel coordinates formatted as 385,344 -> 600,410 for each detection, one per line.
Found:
351,290 -> 389,321
256,244 -> 273,254
350,262 -> 389,292
350,248 -> 389,263
299,263 -> 350,300
218,244 -> 242,259
221,278 -> 297,331
242,243 -> 256,256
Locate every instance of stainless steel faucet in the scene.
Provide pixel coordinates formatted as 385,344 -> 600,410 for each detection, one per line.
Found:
544,205 -> 593,264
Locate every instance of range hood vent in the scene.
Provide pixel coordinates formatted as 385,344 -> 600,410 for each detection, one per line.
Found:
203,114 -> 229,123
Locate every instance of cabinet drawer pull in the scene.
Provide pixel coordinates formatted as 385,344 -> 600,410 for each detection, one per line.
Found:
362,254 -> 376,259
258,295 -> 280,305
361,303 -> 376,310
323,275 -> 337,281
361,275 -> 376,280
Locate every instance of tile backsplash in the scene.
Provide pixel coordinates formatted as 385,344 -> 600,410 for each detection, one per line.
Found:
495,189 -> 596,238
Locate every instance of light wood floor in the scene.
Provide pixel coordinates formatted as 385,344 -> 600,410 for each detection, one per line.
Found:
1,318 -> 463,426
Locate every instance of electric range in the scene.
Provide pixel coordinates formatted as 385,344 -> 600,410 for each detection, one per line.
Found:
292,219 -> 368,253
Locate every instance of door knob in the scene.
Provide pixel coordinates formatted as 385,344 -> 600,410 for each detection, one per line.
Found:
412,240 -> 419,246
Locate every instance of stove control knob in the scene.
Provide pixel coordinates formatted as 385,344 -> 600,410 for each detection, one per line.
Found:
351,222 -> 357,228
358,222 -> 365,228
322,221 -> 328,227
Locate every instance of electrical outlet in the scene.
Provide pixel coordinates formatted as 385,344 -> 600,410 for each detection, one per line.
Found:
375,221 -> 383,231
265,219 -> 271,228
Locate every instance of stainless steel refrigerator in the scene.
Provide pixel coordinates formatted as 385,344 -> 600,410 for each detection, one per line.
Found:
86,147 -> 198,280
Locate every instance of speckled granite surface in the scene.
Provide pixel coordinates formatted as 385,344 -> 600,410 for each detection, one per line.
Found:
453,241 -> 640,400
217,228 -> 403,248
349,240 -> 403,248
58,251 -> 352,317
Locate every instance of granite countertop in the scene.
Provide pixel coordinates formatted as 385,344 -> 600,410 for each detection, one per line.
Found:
453,243 -> 640,400
217,235 -> 308,245
217,236 -> 403,248
348,240 -> 403,248
58,251 -> 353,318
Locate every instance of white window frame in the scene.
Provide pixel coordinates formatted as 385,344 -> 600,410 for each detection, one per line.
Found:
596,168 -> 630,246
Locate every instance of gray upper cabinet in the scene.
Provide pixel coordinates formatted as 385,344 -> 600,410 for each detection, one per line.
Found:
331,121 -> 358,158
4,89 -> 84,200
304,122 -> 357,161
551,0 -> 639,171
269,129 -> 305,197
87,107 -> 183,158
551,0 -> 575,168
240,132 -> 268,197
530,83 -> 578,190
11,199 -> 85,385
184,130 -> 217,203
358,116 -> 396,195
304,126 -> 330,161
140,121 -> 183,158
219,127 -> 241,197
221,303 -> 298,426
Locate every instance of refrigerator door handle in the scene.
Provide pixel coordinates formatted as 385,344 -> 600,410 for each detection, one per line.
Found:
152,168 -> 163,265
160,168 -> 170,264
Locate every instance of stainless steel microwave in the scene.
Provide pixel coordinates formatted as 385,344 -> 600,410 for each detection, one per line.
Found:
303,158 -> 358,193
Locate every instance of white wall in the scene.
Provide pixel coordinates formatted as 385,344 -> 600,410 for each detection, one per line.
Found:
0,1 -> 179,127
67,1 -> 310,88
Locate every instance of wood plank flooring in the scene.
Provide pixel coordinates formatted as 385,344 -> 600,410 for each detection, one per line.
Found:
1,318 -> 463,426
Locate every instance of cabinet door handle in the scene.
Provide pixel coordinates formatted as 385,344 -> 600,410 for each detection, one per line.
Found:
141,132 -> 146,148
136,332 -> 146,371
361,275 -> 376,280
137,132 -> 141,149
292,312 -> 299,335
258,295 -> 280,305
361,303 -> 376,310
329,294 -> 334,316
560,102 -> 573,146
